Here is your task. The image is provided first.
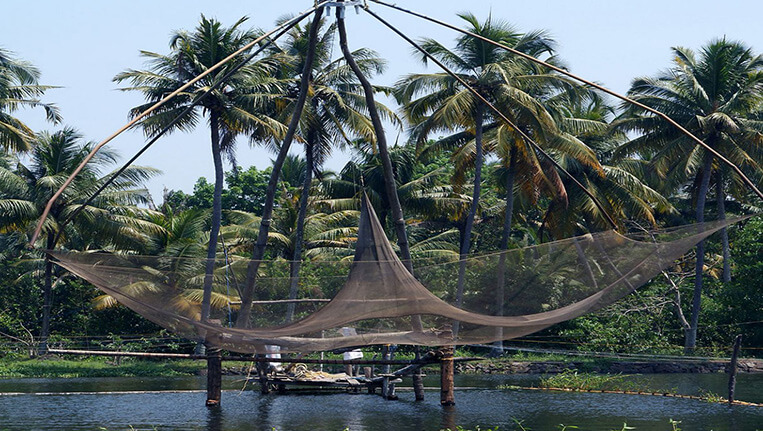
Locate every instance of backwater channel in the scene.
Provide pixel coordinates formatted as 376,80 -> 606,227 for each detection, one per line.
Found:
0,373 -> 761,430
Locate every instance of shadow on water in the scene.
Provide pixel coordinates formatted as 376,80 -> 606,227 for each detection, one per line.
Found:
0,374 -> 761,430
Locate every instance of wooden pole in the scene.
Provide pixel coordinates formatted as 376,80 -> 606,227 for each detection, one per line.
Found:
256,356 -> 270,395
205,348 -> 222,407
440,346 -> 455,406
728,334 -> 742,404
413,347 -> 425,401
381,345 -> 391,399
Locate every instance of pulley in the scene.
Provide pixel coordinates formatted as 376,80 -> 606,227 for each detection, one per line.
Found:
324,0 -> 365,18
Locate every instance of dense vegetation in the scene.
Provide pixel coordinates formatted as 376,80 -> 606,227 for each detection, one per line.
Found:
1,13 -> 762,360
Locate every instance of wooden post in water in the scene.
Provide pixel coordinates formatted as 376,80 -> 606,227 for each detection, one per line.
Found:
381,345 -> 390,398
728,334 -> 742,404
413,348 -> 425,401
381,345 -> 398,400
206,348 -> 222,406
256,355 -> 270,395
440,346 -> 455,406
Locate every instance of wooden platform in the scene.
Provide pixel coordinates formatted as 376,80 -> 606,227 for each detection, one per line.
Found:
255,371 -> 403,394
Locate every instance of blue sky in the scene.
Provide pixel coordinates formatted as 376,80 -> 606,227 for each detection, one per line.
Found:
3,0 -> 762,202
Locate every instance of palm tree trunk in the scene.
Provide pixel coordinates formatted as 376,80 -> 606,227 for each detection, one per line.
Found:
492,146 -> 517,356
685,154 -> 713,352
717,167 -> 730,283
337,13 -> 421,336
236,7 -> 323,328
453,104 -> 485,337
336,12 -> 412,270
201,111 -> 223,325
286,139 -> 314,323
200,111 -> 224,402
38,232 -> 56,355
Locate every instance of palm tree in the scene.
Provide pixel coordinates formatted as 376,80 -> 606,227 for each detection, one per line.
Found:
113,15 -> 287,328
0,48 -> 61,152
614,38 -> 763,351
538,94 -> 673,238
395,13 -> 591,336
319,146 -> 469,228
0,127 -> 157,352
93,207 -> 236,323
236,9 -> 324,329
267,17 -> 395,321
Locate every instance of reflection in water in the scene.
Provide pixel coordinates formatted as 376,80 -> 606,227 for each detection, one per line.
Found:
441,405 -> 457,431
207,406 -> 224,431
0,374 -> 760,430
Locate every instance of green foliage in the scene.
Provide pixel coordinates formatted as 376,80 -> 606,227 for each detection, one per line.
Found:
2,12 -> 763,361
164,166 -> 273,216
537,371 -> 655,392
0,48 -> 61,152
716,217 -> 763,346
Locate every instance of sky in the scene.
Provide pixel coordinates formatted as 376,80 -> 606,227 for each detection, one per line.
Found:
3,0 -> 762,203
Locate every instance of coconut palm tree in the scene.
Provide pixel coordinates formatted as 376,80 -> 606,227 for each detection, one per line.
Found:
267,17 -> 396,321
395,13 -> 599,337
319,146 -> 469,228
538,94 -> 673,238
114,15 -> 287,327
613,38 -> 763,351
0,48 -> 61,152
93,207 -> 237,322
0,127 -> 158,352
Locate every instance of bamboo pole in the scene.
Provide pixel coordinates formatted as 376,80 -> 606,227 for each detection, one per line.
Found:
28,1 -> 330,247
228,299 -> 330,305
363,7 -> 619,230
368,0 -> 763,204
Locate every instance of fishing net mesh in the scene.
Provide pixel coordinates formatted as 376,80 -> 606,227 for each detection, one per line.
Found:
49,196 -> 743,354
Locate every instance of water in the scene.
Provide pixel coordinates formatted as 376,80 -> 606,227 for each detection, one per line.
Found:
0,374 -> 760,430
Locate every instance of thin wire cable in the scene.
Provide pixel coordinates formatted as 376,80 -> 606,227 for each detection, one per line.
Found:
29,1 -> 331,247
362,7 -> 619,229
368,0 -> 763,205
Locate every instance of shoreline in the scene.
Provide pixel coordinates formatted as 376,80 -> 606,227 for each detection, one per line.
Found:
455,359 -> 763,375
2,356 -> 762,379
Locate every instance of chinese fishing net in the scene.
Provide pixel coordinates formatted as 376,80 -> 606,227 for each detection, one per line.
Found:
48,195 -> 746,354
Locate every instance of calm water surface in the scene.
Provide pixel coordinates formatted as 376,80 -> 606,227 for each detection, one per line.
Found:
0,374 -> 761,430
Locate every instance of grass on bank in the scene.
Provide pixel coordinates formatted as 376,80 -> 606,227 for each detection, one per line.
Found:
0,356 -> 204,378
